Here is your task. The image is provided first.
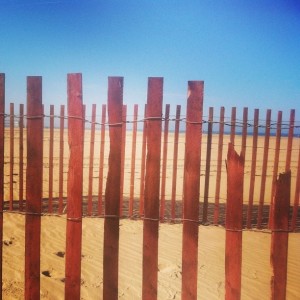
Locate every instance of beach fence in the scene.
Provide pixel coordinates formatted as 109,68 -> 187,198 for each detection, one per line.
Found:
0,73 -> 299,299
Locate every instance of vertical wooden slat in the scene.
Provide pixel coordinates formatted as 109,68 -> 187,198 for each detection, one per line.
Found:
181,81 -> 203,300
270,171 -> 290,300
129,104 -> 138,217
97,104 -> 106,215
230,107 -> 236,144
257,109 -> 271,228
87,104 -> 96,215
9,103 -> 14,210
82,104 -> 86,141
269,112 -> 282,228
19,104 -> 24,211
246,109 -> 259,228
203,107 -> 213,224
291,142 -> 300,231
171,105 -> 181,221
160,104 -> 170,220
48,105 -> 54,213
142,77 -> 163,300
103,77 -> 123,300
214,106 -> 225,224
139,104 -> 147,216
58,105 -> 65,214
285,109 -> 295,172
65,73 -> 84,300
241,107 -> 248,159
25,76 -> 43,300
0,73 -> 5,300
225,143 -> 244,300
120,105 -> 126,216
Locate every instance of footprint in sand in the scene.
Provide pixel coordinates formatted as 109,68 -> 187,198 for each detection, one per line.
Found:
3,237 -> 14,246
158,263 -> 181,279
55,251 -> 65,258
42,270 -> 52,277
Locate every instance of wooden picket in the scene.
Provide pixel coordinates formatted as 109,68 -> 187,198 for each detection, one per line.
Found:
285,109 -> 295,171
214,106 -> 225,224
171,104 -> 181,220
103,77 -> 123,299
87,104 -> 96,215
246,109 -> 259,228
65,73 -> 84,299
181,81 -> 203,299
97,104 -> 106,216
19,104 -> 24,211
269,111 -> 283,229
160,104 -> 170,220
230,107 -> 236,144
240,107 -> 248,159
225,143 -> 244,300
25,76 -> 43,300
48,105 -> 54,213
142,77 -> 163,299
139,104 -> 147,216
58,105 -> 65,214
203,106 -> 213,224
270,171 -> 291,300
257,109 -> 271,228
120,104 -> 127,216
129,104 -> 138,217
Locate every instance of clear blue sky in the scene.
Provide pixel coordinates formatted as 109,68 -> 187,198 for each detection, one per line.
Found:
0,0 -> 299,119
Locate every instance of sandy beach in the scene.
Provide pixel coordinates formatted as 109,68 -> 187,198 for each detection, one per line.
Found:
2,213 -> 300,299
2,128 -> 300,299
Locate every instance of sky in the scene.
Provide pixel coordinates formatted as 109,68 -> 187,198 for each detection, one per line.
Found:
0,0 -> 300,120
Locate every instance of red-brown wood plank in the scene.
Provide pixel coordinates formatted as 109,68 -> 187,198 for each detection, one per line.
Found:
257,109 -> 271,228
214,106 -> 225,224
82,104 -> 86,142
269,111 -> 282,228
160,104 -> 170,220
171,105 -> 181,221
270,171 -> 290,300
285,109 -> 295,172
58,105 -> 65,214
48,105 -> 54,213
246,109 -> 259,228
87,104 -> 96,215
203,106 -> 213,224
230,107 -> 236,144
225,143 -> 244,300
142,77 -> 163,300
182,81 -> 203,300
97,104 -> 106,215
120,104 -> 126,216
9,103 -> 14,210
25,76 -> 43,300
65,73 -> 84,299
103,77 -> 123,300
241,107 -> 248,159
129,104 -> 138,217
19,104 -> 24,211
139,104 -> 147,216
0,73 -> 5,300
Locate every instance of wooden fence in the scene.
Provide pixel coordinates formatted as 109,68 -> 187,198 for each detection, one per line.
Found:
0,72 -> 299,299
